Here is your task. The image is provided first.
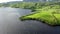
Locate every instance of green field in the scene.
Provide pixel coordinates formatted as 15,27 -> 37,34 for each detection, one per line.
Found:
20,3 -> 60,26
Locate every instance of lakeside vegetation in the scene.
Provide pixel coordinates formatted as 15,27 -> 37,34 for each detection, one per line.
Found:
19,2 -> 60,26
0,1 -> 60,26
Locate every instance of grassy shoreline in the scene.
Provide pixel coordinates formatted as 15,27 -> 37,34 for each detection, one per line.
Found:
20,4 -> 60,26
19,3 -> 60,26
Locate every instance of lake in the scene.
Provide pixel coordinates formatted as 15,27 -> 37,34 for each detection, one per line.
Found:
0,7 -> 60,34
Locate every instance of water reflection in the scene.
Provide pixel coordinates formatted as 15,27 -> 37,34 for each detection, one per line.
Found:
0,7 -> 60,34
0,7 -> 31,34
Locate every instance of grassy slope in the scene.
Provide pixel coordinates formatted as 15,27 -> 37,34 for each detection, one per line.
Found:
20,4 -> 60,26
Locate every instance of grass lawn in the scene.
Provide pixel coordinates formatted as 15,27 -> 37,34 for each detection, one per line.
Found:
20,5 -> 60,26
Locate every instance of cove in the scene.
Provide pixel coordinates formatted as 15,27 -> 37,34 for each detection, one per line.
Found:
0,7 -> 60,34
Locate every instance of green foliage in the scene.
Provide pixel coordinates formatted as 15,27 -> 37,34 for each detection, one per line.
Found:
6,2 -> 60,9
0,1 -> 60,26
20,2 -> 60,26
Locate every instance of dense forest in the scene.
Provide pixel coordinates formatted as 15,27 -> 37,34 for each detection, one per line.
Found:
0,1 -> 59,10
0,1 -> 60,9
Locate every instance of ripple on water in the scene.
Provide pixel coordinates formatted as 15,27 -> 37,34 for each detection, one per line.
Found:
0,7 -> 60,34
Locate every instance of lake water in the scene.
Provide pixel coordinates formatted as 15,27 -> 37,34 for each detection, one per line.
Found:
0,7 -> 60,34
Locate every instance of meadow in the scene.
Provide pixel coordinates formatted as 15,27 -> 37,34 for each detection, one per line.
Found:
20,2 -> 60,26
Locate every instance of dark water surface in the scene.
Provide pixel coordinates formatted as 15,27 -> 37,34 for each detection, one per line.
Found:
0,7 -> 60,34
